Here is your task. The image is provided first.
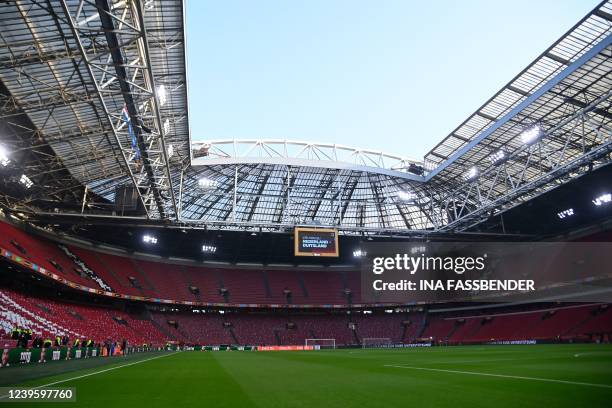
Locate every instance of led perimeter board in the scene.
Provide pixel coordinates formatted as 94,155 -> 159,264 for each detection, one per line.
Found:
294,227 -> 339,257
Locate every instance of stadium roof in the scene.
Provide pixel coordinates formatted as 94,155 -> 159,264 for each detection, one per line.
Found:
0,0 -> 189,219
0,0 -> 610,236
425,1 -> 612,231
184,139 -> 430,232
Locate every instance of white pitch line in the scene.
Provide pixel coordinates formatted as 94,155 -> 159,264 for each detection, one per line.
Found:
37,352 -> 180,387
384,364 -> 612,389
0,352 -> 179,399
574,351 -> 612,358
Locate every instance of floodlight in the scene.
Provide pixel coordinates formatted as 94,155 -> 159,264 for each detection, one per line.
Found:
167,144 -> 174,158
592,193 -> 611,206
463,166 -> 479,181
143,234 -> 158,244
353,249 -> 366,258
157,85 -> 167,106
410,245 -> 426,254
198,178 -> 219,189
19,174 -> 33,188
557,208 -> 574,219
520,125 -> 542,144
0,145 -> 9,166
397,190 -> 417,202
163,118 -> 171,135
489,150 -> 506,165
202,244 -> 217,253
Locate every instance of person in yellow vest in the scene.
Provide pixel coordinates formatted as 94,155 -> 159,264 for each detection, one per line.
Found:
39,339 -> 52,363
79,337 -> 87,358
16,330 -> 27,348
84,339 -> 93,358
10,328 -> 20,340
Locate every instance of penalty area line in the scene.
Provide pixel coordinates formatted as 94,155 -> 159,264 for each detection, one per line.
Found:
384,364 -> 612,389
0,351 -> 180,399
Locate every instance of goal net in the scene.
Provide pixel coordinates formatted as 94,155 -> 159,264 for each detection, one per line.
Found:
305,339 -> 336,350
362,338 -> 392,349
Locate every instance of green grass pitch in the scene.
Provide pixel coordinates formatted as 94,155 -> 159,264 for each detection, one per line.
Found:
1,344 -> 611,407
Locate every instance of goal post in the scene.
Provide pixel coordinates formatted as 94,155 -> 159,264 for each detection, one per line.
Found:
362,337 -> 392,349
305,338 -> 336,349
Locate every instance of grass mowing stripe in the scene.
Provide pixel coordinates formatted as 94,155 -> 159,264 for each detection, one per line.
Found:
0,350 -> 175,387
384,364 -> 612,389
0,351 -> 180,400
35,352 -> 180,388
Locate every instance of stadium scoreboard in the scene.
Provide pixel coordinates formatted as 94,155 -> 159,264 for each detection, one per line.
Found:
294,227 -> 339,257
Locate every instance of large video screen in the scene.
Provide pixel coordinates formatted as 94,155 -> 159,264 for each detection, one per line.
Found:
294,227 -> 339,257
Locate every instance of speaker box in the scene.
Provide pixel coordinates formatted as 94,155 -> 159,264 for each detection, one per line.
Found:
114,185 -> 139,213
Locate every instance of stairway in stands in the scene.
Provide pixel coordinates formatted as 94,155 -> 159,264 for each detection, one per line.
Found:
0,290 -> 81,338
130,260 -> 159,297
561,312 -> 596,338
263,271 -> 272,298
444,321 -> 462,341
414,313 -> 428,340
180,265 -> 202,302
228,327 -> 239,344
149,317 -> 177,341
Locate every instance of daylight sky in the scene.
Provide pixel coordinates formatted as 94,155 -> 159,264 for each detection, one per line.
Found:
185,0 -> 599,160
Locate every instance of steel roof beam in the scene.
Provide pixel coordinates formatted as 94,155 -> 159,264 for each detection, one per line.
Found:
95,0 -> 165,217
426,33 -> 612,181
439,88 -> 612,231
59,0 -> 152,218
192,156 -> 425,182
131,0 -> 179,220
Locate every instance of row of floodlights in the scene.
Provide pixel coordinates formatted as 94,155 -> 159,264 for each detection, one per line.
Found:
463,125 -> 543,181
157,85 -> 167,107
198,177 -> 219,189
353,249 -> 366,258
142,235 -> 158,244
556,193 -> 611,219
397,191 -> 417,202
355,245 -> 425,258
1,145 -> 34,189
157,85 -> 173,140
0,145 -> 9,167
142,234 -> 217,253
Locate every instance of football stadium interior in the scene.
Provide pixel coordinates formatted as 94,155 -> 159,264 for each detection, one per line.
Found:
0,0 -> 611,407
